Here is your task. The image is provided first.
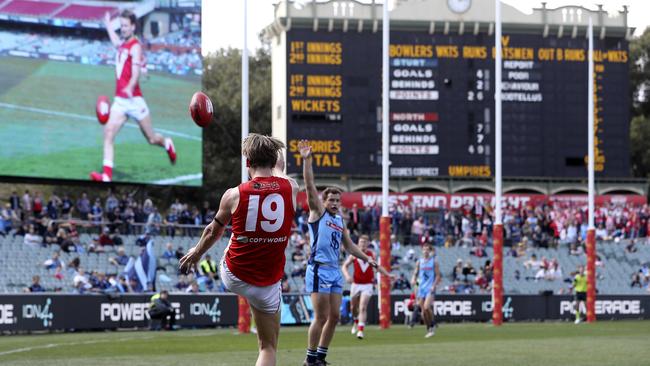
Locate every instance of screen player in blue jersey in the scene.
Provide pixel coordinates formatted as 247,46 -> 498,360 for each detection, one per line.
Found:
299,140 -> 377,366
410,242 -> 441,338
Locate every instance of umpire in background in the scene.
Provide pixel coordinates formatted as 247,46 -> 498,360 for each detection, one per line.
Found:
149,290 -> 176,330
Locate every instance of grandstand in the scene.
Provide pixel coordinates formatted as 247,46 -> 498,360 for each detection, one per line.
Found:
0,0 -> 201,75
2,233 -> 649,295
0,0 -> 120,22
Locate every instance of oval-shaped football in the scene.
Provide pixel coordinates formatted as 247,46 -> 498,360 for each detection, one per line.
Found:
96,95 -> 110,125
189,91 -> 214,127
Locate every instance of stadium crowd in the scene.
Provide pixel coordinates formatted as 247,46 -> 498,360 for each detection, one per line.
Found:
0,26 -> 202,76
2,188 -> 650,294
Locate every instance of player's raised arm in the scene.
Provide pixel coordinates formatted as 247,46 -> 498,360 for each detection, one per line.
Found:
299,140 -> 324,220
179,188 -> 237,273
104,12 -> 121,47
342,228 -> 376,267
273,149 -> 298,210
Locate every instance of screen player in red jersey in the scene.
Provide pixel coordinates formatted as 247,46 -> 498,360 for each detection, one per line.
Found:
341,234 -> 393,339
90,10 -> 176,182
179,134 -> 298,366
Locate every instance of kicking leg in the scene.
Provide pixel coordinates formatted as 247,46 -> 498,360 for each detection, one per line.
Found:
138,114 -> 176,164
250,305 -> 280,366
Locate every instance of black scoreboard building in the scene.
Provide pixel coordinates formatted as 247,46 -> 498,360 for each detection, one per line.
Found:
267,0 -> 632,179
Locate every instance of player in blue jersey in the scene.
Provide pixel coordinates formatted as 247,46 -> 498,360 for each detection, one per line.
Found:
411,242 -> 441,338
299,140 -> 377,366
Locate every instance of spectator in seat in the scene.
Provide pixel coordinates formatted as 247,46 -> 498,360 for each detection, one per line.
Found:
523,254 -> 541,271
391,234 -> 401,252
631,271 -> 643,288
392,273 -> 411,291
186,281 -> 200,293
73,268 -> 92,293
90,198 -> 103,224
91,272 -> 111,293
164,208 -> 178,237
76,192 -> 91,220
545,259 -> 562,281
175,274 -> 191,291
67,257 -> 81,271
146,206 -> 162,235
451,259 -> 463,281
24,225 -> 43,248
114,275 -> 130,293
109,246 -> 129,266
595,224 -> 608,241
149,290 -> 176,330
162,242 -> 175,262
1,203 -> 18,235
43,251 -> 64,271
43,223 -> 58,246
625,239 -> 638,253
61,194 -> 73,219
107,207 -> 122,233
24,275 -> 45,293
570,242 -> 584,256
474,269 -> 489,291
56,227 -> 75,252
174,246 -> 185,260
98,226 -> 114,249
199,254 -> 218,281
462,260 -> 476,281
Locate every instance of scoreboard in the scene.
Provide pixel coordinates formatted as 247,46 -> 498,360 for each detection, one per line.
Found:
284,29 -> 630,178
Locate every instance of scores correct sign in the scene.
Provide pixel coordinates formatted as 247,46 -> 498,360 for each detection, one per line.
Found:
284,29 -> 629,178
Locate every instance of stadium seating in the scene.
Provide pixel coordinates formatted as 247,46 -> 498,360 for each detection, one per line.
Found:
54,4 -> 116,21
0,30 -> 201,76
2,232 -> 648,295
0,0 -> 64,16
0,0 -> 118,21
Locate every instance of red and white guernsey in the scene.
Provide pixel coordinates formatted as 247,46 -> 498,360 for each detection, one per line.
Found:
353,250 -> 375,284
225,176 -> 295,287
115,38 -> 143,98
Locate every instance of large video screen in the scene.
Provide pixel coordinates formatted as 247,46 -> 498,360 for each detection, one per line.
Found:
285,29 -> 630,178
0,1 -> 202,185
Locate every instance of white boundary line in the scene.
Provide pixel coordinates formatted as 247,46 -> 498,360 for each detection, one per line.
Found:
152,173 -> 202,185
0,335 -> 154,357
0,102 -> 201,142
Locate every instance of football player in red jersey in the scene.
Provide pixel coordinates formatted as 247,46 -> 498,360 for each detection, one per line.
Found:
180,134 -> 298,366
90,10 -> 176,182
341,235 -> 393,339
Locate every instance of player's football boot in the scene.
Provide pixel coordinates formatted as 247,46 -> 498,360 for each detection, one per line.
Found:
356,330 -> 364,339
165,138 -> 177,164
351,324 -> 357,334
90,171 -> 110,182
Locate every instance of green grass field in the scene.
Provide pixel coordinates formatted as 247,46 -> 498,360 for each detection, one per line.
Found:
1,322 -> 649,366
0,56 -> 202,186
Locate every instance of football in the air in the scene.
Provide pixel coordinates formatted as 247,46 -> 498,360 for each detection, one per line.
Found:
189,91 -> 213,127
95,95 -> 110,125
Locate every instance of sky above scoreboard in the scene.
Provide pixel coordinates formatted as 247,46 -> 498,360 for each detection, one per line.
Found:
202,0 -> 650,55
